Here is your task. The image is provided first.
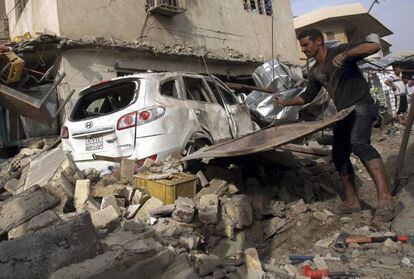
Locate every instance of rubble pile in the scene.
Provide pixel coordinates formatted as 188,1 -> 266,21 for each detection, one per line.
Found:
0,134 -> 413,278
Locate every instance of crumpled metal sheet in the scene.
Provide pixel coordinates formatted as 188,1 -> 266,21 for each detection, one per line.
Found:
252,59 -> 302,92
246,87 -> 305,125
362,51 -> 414,69
182,106 -> 353,160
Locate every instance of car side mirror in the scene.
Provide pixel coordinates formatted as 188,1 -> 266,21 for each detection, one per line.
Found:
238,93 -> 247,104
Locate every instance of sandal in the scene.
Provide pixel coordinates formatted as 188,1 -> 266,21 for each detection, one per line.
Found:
374,201 -> 405,222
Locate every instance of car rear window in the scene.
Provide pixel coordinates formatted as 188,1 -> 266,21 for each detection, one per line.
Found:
71,81 -> 138,121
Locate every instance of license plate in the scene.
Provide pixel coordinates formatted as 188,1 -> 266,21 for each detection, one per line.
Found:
85,136 -> 103,151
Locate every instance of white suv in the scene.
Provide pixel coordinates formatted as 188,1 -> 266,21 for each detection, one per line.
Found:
61,72 -> 258,170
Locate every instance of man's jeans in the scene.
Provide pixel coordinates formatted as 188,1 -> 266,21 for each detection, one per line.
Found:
332,104 -> 381,176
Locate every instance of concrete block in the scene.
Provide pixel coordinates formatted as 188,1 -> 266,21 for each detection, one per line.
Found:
131,188 -> 151,205
125,205 -> 140,219
263,217 -> 287,240
172,197 -> 195,223
61,157 -> 77,177
245,248 -> 264,279
27,210 -> 62,232
160,254 -> 200,279
45,172 -> 75,212
120,158 -> 135,182
90,184 -> 129,198
195,254 -> 221,276
0,213 -> 100,279
197,194 -> 219,224
224,194 -> 252,229
4,178 -> 20,194
91,205 -> 121,230
24,147 -> 65,190
50,246 -> 174,279
100,195 -> 121,215
0,185 -> 58,235
74,179 -> 90,212
7,222 -> 28,240
149,204 -> 175,217
135,197 -> 164,221
196,170 -> 209,187
289,199 -> 307,215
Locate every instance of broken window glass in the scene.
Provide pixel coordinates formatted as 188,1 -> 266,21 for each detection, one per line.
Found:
160,79 -> 180,98
71,81 -> 138,121
207,81 -> 238,106
183,77 -> 210,103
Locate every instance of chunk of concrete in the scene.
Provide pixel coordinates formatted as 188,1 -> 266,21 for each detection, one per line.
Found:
89,184 -> 129,198
263,217 -> 287,240
61,157 -> 77,177
120,158 -> 135,182
125,205 -> 140,219
224,194 -> 252,229
149,204 -> 175,218
91,205 -> 121,230
195,254 -> 221,276
7,222 -> 28,240
4,178 -> 20,194
50,247 -> 174,279
172,197 -> 195,223
100,195 -> 121,215
289,199 -> 307,215
245,248 -> 265,279
131,188 -> 151,205
160,254 -> 200,279
45,172 -> 75,212
196,171 -> 209,188
135,197 -> 164,221
197,194 -> 219,224
0,185 -> 58,235
74,179 -> 90,212
0,213 -> 100,279
27,210 -> 62,232
24,147 -> 65,190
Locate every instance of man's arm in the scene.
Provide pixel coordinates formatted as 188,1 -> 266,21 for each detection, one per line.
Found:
273,77 -> 321,107
333,42 -> 381,68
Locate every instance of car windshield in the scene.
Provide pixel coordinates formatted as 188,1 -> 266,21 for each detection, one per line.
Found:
70,81 -> 138,121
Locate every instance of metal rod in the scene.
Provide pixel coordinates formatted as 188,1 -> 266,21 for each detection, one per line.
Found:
391,98 -> 414,196
40,72 -> 66,105
225,82 -> 275,94
52,88 -> 76,119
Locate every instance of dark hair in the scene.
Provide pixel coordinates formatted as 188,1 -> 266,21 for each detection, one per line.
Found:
297,28 -> 324,43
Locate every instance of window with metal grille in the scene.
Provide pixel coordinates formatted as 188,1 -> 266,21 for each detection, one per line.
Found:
243,0 -> 273,16
146,0 -> 184,16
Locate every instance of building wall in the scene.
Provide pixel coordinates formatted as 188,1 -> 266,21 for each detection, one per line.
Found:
0,0 -> 8,41
6,0 -> 300,65
5,0 -> 60,38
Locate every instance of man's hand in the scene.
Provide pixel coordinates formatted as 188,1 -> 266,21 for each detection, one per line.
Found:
272,95 -> 285,107
332,52 -> 348,68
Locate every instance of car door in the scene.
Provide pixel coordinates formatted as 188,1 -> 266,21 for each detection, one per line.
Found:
181,75 -> 232,143
206,78 -> 255,137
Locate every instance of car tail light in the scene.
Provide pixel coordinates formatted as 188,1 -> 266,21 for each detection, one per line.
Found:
61,126 -> 69,139
117,112 -> 137,130
137,107 -> 165,125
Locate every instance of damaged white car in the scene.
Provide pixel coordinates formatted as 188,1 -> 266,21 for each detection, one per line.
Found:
61,72 -> 258,170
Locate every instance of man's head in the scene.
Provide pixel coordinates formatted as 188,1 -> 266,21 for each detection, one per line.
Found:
297,28 -> 325,59
393,66 -> 402,76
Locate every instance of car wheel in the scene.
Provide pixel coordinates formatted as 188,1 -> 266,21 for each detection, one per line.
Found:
182,139 -> 209,173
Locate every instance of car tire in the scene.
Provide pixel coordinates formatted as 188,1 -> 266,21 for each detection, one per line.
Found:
182,139 -> 209,173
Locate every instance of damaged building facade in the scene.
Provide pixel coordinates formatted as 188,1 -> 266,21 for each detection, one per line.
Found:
5,0 -> 300,122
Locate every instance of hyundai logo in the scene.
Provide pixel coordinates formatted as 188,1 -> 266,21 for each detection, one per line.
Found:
85,121 -> 93,129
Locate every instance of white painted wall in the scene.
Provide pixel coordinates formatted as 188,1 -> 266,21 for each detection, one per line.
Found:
5,0 -> 60,38
6,0 -> 300,65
